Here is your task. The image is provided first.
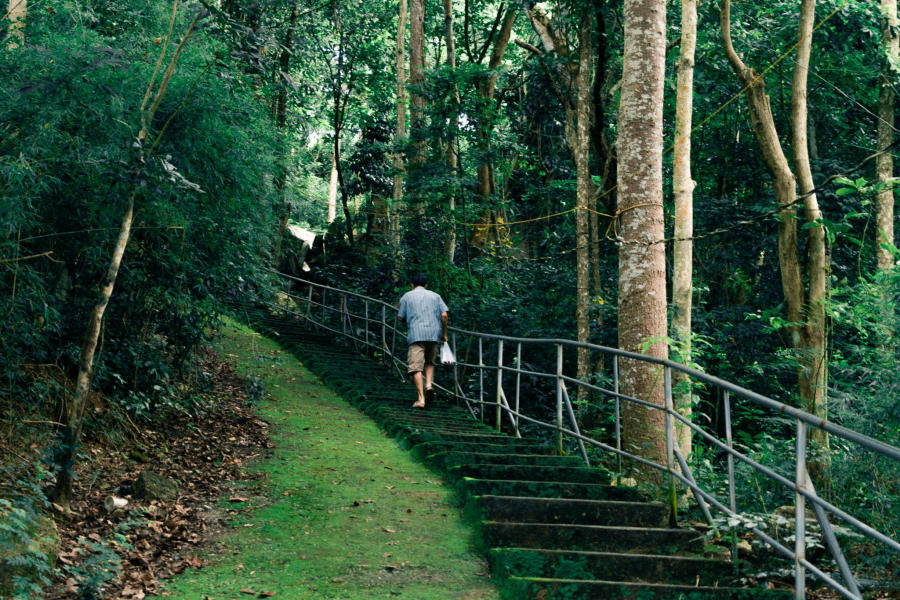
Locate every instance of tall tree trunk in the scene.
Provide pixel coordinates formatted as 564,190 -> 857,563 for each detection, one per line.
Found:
6,0 -> 25,48
328,145 -> 339,223
672,0 -> 697,462
272,1 -> 300,268
574,8 -> 593,411
408,0 -> 426,169
878,0 -> 898,269
392,0 -> 408,247
442,0 -> 458,263
617,0 -> 668,482
722,0 -> 828,483
791,0 -> 828,481
473,8 -> 517,244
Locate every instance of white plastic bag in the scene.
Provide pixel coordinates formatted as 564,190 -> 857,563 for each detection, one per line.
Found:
440,341 -> 456,365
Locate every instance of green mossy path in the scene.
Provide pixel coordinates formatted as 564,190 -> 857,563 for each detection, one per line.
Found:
161,321 -> 499,600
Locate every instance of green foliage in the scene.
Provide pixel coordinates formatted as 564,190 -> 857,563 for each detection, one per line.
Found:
59,533 -> 128,600
1,1 -> 278,430
0,464 -> 55,599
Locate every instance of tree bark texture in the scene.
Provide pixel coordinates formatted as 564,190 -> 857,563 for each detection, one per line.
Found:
574,8 -> 593,409
472,7 -> 517,246
6,0 -> 26,49
791,0 -> 828,469
272,2 -> 300,268
672,0 -> 697,461
617,0 -> 668,480
408,0 -> 426,169
392,0 -> 408,246
443,0 -> 458,263
328,144 -> 339,223
878,0 -> 898,269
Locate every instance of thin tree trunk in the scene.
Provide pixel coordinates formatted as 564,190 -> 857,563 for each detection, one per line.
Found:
473,8 -> 517,244
328,145 -> 339,223
443,0 -> 458,263
392,0 -> 408,247
51,197 -> 134,509
722,0 -> 829,483
6,0 -> 25,49
617,0 -> 668,483
272,1 -> 300,268
51,3 -> 200,509
672,0 -> 697,462
791,0 -> 829,482
877,0 -> 898,269
574,8 -> 593,410
408,0 -> 426,169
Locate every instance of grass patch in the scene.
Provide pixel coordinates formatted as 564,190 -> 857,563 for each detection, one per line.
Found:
161,320 -> 498,599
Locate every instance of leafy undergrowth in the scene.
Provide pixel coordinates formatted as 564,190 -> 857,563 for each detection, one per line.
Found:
36,348 -> 272,599
159,321 -> 499,599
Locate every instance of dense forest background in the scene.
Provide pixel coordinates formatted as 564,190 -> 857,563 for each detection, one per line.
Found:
1,0 -> 898,596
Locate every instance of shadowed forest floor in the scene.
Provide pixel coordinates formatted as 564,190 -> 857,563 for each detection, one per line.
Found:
159,322 -> 498,599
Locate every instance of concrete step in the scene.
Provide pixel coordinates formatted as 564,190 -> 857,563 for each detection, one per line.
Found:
427,452 -> 582,471
447,463 -> 612,484
482,522 -> 702,554
458,478 -> 644,502
489,547 -> 733,586
410,440 -> 556,457
502,577 -> 791,599
475,495 -> 668,528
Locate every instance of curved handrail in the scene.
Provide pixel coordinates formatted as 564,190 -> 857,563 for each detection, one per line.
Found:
263,271 -> 900,600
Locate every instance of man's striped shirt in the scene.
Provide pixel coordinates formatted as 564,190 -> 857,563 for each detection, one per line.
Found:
398,286 -> 448,345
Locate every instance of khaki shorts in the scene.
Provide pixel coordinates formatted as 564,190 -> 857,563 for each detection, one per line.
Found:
407,341 -> 439,373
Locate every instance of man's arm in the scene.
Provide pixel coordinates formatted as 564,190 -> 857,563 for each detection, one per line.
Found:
440,311 -> 448,342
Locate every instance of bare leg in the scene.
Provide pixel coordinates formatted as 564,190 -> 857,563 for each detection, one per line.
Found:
412,371 -> 425,407
424,364 -> 434,390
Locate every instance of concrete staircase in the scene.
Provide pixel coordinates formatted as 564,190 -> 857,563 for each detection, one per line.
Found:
250,313 -> 791,599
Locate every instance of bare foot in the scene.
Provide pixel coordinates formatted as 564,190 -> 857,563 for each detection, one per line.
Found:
412,399 -> 425,408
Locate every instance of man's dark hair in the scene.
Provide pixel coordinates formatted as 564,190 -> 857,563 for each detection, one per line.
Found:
410,273 -> 428,287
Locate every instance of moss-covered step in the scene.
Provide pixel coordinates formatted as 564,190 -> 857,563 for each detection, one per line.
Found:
500,577 -> 791,600
457,478 -> 644,502
481,522 -> 702,554
489,548 -> 731,586
362,405 -> 479,424
397,430 -> 510,447
364,407 -> 482,427
410,440 -> 557,459
447,463 -> 612,484
426,452 -> 583,471
473,496 -> 669,528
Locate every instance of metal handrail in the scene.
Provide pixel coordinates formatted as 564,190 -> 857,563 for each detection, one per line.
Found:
264,271 -> 899,600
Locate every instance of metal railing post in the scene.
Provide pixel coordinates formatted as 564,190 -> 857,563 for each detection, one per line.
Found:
381,305 -> 387,365
341,294 -> 347,336
452,332 -> 459,408
363,299 -> 369,354
795,420 -> 807,600
724,391 -> 738,571
306,286 -> 313,322
614,355 -> 622,477
664,366 -> 677,523
478,338 -> 484,423
515,343 -> 522,438
556,344 -> 564,455
496,340 -> 504,432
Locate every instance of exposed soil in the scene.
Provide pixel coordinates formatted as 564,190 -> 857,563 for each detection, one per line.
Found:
44,350 -> 272,600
